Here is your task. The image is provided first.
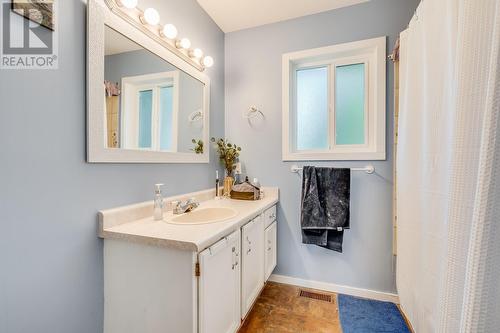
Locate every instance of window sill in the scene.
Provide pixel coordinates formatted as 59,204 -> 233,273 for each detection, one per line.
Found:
282,151 -> 386,161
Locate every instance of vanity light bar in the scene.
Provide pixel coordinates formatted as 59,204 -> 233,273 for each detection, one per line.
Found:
141,8 -> 160,26
108,0 -> 213,71
117,0 -> 137,9
161,23 -> 178,39
175,38 -> 191,50
189,48 -> 203,59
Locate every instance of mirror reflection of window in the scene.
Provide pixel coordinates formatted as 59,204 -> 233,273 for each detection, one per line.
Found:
159,86 -> 174,151
138,86 -> 174,151
138,89 -> 153,149
103,25 -> 204,154
121,71 -> 178,151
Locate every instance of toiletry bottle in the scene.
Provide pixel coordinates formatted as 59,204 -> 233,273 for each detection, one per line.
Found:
154,184 -> 164,221
215,170 -> 220,199
234,162 -> 242,184
252,178 -> 261,200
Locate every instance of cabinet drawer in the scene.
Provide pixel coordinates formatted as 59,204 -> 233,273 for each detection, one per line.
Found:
263,205 -> 276,228
264,221 -> 277,281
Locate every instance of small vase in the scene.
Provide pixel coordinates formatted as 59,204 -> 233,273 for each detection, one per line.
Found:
223,176 -> 234,197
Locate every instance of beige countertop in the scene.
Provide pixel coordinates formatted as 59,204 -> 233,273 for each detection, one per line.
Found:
99,187 -> 279,252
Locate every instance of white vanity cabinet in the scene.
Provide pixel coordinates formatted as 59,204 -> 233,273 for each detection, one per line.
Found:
100,190 -> 279,333
199,229 -> 241,333
241,215 -> 265,318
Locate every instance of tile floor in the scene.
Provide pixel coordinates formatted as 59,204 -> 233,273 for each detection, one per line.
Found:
238,282 -> 342,333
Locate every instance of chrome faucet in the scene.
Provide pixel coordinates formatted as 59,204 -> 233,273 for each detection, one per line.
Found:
173,198 -> 200,214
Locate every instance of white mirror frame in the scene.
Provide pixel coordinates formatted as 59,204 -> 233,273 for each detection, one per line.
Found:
87,0 -> 210,163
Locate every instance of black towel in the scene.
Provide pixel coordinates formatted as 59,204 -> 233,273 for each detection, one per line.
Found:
300,166 -> 351,252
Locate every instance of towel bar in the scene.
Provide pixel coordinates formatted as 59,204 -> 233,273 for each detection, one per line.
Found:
290,165 -> 375,174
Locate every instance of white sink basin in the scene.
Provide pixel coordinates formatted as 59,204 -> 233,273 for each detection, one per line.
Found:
168,207 -> 238,225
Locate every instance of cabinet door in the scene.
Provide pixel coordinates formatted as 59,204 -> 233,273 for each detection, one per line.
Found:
241,216 -> 264,318
199,229 -> 241,333
264,221 -> 277,281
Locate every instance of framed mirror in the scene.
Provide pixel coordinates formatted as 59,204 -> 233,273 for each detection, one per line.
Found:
87,0 -> 210,163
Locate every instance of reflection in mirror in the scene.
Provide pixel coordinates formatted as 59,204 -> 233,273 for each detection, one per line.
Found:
104,25 -> 205,153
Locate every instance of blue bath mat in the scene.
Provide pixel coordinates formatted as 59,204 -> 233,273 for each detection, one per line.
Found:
338,294 -> 410,333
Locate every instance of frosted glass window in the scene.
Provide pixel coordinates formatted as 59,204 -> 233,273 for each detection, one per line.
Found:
138,89 -> 153,148
296,67 -> 329,150
335,63 -> 365,145
159,86 -> 174,151
283,37 -> 386,160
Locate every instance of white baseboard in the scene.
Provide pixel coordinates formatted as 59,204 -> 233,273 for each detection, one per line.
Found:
269,274 -> 399,304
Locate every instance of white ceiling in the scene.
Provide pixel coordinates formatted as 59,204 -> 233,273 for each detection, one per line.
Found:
196,0 -> 369,33
105,26 -> 142,56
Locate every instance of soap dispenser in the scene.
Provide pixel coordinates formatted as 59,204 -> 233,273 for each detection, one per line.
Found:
154,184 -> 164,221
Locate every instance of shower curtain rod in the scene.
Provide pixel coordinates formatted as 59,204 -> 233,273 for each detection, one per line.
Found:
388,37 -> 400,62
390,0 -> 423,63
290,165 -> 375,174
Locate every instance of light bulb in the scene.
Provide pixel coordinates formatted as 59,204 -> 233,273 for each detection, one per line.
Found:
176,38 -> 191,49
118,0 -> 137,9
162,24 -> 178,39
202,56 -> 214,68
190,48 -> 203,59
142,8 -> 160,26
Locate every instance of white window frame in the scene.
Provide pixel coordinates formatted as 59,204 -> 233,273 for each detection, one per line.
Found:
282,36 -> 386,161
121,71 -> 179,152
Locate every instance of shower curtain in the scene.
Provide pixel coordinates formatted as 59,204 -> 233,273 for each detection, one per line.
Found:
397,0 -> 500,332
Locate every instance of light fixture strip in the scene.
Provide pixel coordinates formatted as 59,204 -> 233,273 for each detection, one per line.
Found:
104,0 -> 207,72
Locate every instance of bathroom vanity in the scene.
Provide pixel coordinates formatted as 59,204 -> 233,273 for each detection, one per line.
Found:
89,2 -> 279,331
99,188 -> 279,333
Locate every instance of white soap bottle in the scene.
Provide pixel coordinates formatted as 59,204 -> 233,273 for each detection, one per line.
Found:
154,184 -> 164,221
252,178 -> 262,200
252,178 -> 261,189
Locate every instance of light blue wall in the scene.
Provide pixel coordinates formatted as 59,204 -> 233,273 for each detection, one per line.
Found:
105,49 -> 177,83
0,0 -> 420,331
225,0 -> 419,293
178,71 -> 204,152
0,0 -> 224,332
